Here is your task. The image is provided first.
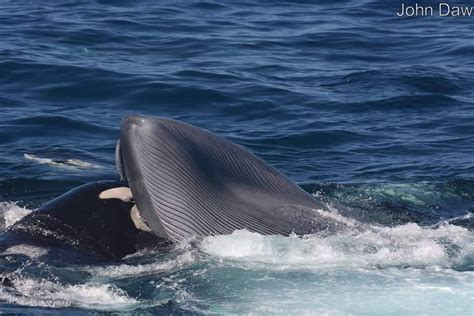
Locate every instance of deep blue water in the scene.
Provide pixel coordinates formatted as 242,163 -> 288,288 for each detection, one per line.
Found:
0,0 -> 473,314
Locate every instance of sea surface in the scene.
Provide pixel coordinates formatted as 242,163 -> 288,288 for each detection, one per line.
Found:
0,0 -> 473,314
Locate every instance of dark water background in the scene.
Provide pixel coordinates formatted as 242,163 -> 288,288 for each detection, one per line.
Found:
0,0 -> 473,314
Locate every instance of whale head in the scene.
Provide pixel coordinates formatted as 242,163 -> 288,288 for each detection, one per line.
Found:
117,114 -> 331,242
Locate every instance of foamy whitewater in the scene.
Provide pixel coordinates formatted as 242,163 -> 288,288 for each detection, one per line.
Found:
0,202 -> 472,314
24,154 -> 100,170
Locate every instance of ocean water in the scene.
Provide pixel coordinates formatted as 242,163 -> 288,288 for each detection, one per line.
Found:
0,0 -> 473,314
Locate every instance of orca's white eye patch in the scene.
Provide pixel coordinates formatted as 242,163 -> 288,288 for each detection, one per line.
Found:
99,187 -> 133,203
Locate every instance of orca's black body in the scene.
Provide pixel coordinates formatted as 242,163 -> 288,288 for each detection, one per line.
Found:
0,181 -> 166,260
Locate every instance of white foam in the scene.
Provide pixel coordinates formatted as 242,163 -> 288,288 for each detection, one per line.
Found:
0,197 -> 472,314
440,212 -> 473,226
312,205 -> 361,227
87,252 -> 194,278
248,307 -> 351,316
0,278 -> 138,311
200,223 -> 473,270
194,227 -> 474,315
24,154 -> 100,169
0,202 -> 31,229
4,244 -> 48,258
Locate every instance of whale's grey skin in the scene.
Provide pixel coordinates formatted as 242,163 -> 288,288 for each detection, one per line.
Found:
118,115 -> 340,242
0,181 -> 168,260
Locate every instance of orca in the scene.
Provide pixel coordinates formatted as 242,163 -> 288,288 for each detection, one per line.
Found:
0,181 -> 169,261
117,115 -> 344,242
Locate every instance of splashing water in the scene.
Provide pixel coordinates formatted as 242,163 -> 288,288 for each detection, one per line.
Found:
200,225 -> 473,270
0,201 -> 472,314
0,202 -> 31,229
1,278 -> 138,311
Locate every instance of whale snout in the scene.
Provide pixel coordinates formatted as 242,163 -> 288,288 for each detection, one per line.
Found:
120,114 -> 170,142
121,114 -> 148,131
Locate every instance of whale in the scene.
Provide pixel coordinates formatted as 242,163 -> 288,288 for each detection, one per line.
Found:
0,181 -> 168,261
117,115 -> 344,242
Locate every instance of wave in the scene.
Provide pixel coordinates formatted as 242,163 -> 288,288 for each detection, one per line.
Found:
309,180 -> 474,227
24,154 -> 100,170
86,252 -> 195,279
0,199 -> 473,313
201,223 -> 473,271
0,278 -> 138,311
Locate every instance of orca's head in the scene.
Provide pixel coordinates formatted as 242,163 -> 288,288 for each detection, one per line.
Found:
14,181 -> 141,260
